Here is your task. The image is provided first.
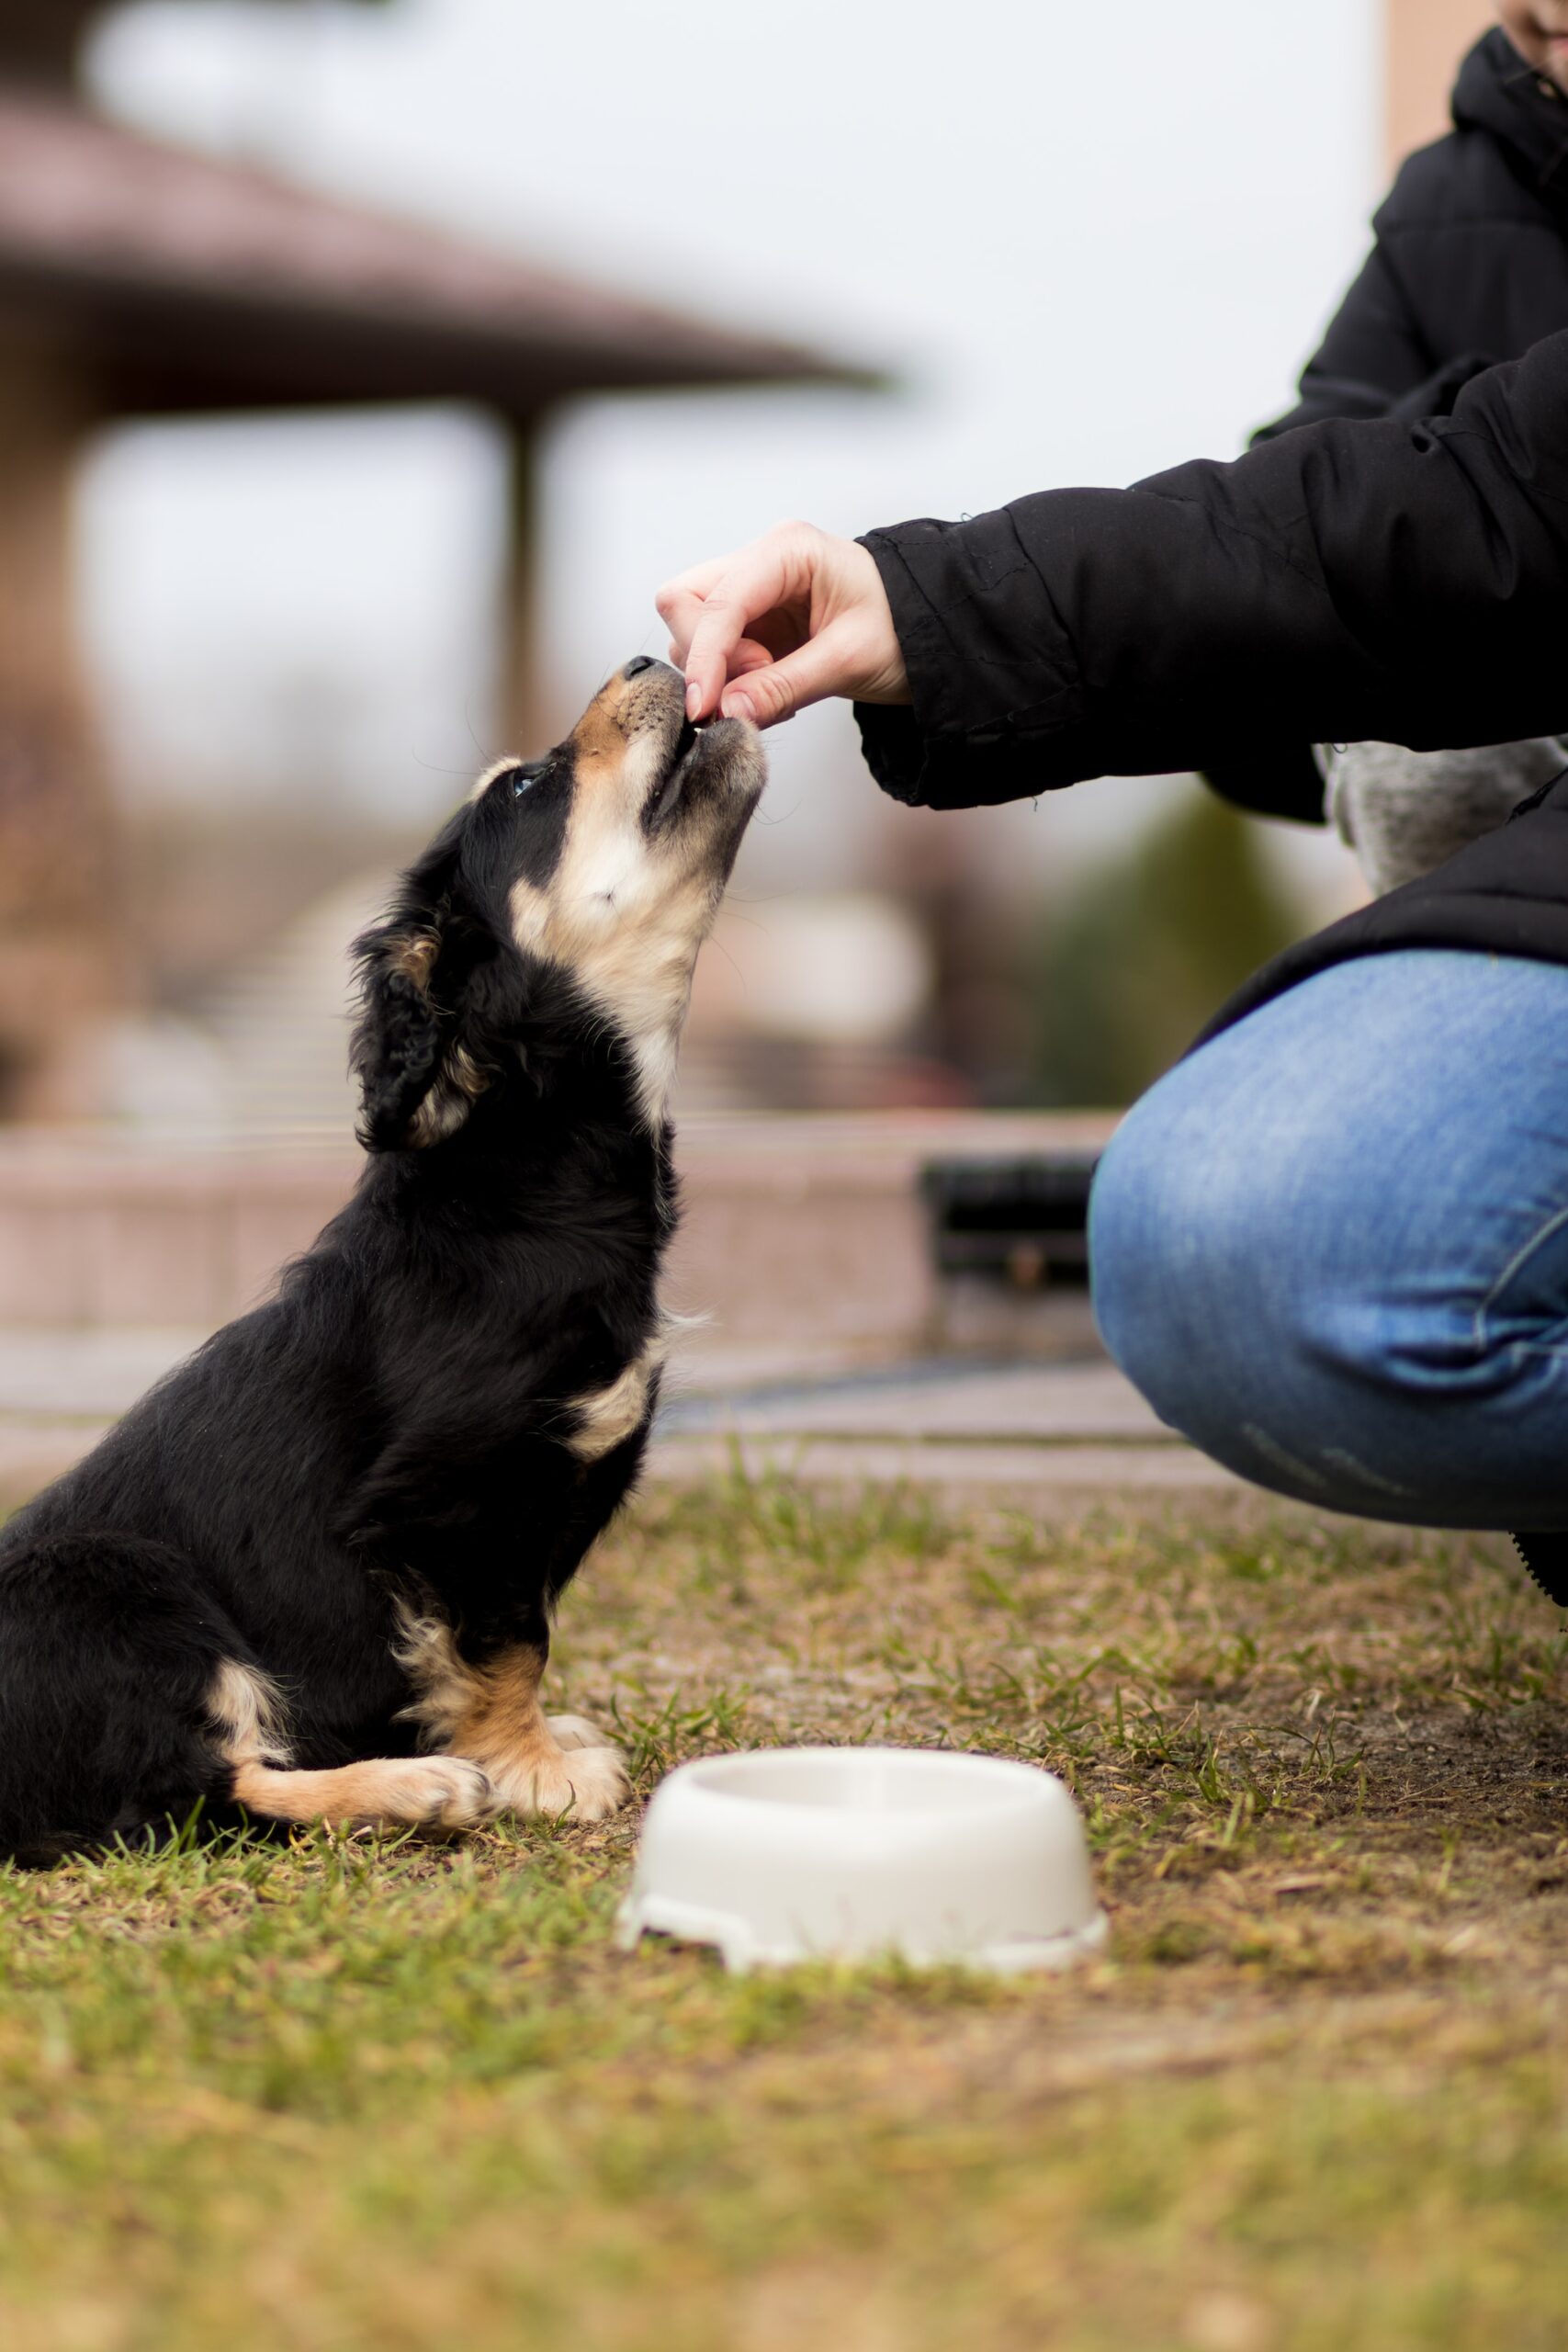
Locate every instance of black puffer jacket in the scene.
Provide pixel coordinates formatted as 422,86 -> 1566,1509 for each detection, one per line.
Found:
1267,28 -> 1568,439
853,328 -> 1568,1001
1210,27 -> 1568,822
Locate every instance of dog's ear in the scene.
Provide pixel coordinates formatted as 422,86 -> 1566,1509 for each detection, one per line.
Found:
352,816 -> 509,1153
352,922 -> 460,1151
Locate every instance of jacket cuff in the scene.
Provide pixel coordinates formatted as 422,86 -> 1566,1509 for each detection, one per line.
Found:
852,700 -> 1071,810
852,701 -> 931,807
855,518 -> 1078,809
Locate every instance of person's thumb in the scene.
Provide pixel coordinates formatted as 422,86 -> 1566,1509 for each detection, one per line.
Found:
718,628 -> 852,729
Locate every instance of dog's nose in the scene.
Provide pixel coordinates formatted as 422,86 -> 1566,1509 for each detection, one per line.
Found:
623,655 -> 657,679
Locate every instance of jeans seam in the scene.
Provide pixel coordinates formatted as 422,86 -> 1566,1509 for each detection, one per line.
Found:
1475,1199 -> 1568,1351
1487,1338 -> 1568,1364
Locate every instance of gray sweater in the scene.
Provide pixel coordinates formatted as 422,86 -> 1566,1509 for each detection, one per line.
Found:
1321,738 -> 1568,897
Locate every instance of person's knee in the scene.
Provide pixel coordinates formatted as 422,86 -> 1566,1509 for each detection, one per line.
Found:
1088,1081 -> 1257,1431
1086,949 -> 1568,1522
1089,1061 -> 1342,1442
1087,1105 -> 1169,1380
1090,1040 -> 1455,1454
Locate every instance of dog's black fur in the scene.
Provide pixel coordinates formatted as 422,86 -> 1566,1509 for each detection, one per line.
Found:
0,660 -> 761,1864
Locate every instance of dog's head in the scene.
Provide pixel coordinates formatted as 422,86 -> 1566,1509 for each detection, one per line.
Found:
353,658 -> 764,1150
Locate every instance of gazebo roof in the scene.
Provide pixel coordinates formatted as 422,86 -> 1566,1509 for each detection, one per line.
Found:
0,87 -> 873,415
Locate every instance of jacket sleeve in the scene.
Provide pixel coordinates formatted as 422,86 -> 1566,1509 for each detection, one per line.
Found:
1254,234 -> 1438,441
855,330 -> 1568,812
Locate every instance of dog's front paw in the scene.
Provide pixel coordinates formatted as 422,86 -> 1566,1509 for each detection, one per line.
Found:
378,1756 -> 495,1828
547,1712 -> 613,1753
489,1740 -> 630,1823
553,1744 -> 630,1822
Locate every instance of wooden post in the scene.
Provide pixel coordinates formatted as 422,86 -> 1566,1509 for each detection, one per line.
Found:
0,340 -> 122,1114
1386,0 -> 1495,169
0,1 -> 106,85
500,419 -> 554,763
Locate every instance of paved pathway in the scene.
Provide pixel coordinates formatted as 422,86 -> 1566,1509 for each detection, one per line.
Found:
656,1352 -> 1244,1497
0,1328 -> 1242,1502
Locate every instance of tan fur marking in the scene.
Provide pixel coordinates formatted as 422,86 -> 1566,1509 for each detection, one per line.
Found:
570,685 -> 638,773
565,1329 -> 669,1463
390,1601 -> 478,1749
231,1755 -> 492,1829
449,1042 -> 489,1097
390,931 -> 439,986
405,1038 -> 491,1148
206,1659 -> 291,1769
393,1613 -> 627,1821
503,670 -> 761,1129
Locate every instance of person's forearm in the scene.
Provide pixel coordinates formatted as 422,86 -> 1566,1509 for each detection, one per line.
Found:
861,330 -> 1568,810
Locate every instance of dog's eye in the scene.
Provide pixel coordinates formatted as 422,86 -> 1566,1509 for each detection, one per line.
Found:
510,764 -> 545,797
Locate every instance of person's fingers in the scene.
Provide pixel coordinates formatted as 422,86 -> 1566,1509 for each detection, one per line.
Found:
680,523 -> 835,717
670,633 -> 773,676
659,606 -> 697,669
718,621 -> 860,729
655,560 -> 728,667
657,523 -> 899,719
744,607 -> 805,662
667,625 -> 771,682
656,548 -> 779,675
681,544 -> 798,719
665,609 -> 797,701
726,637 -> 777,678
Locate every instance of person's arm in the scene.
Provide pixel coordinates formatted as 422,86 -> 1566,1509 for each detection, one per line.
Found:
851,329 -> 1568,810
660,333 -> 1568,811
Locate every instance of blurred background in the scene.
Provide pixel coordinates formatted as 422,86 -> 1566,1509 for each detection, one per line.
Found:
0,0 -> 1495,1130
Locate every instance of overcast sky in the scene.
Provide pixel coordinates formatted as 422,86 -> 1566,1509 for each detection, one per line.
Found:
78,0 -> 1381,888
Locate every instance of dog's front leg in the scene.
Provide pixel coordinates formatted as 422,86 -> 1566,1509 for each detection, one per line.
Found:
231,1755 -> 494,1830
400,1626 -> 628,1823
452,1645 -> 629,1821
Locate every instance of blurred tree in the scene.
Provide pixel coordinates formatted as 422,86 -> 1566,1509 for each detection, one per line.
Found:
1028,786 -> 1305,1107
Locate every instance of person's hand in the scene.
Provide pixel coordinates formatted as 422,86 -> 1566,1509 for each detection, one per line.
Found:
657,521 -> 910,727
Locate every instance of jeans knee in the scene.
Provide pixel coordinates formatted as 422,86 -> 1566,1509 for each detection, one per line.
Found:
1089,1099 -> 1220,1424
1089,1079 -> 1325,1440
1087,1117 -> 1156,1363
1080,948 -> 1568,1524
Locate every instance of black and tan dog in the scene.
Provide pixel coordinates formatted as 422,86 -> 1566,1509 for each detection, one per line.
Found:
0,659 -> 763,1864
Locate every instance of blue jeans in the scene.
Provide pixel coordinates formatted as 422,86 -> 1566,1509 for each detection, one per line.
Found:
1089,949 -> 1568,1529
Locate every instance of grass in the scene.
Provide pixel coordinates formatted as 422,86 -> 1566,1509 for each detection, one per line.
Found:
2,1470 -> 1565,2351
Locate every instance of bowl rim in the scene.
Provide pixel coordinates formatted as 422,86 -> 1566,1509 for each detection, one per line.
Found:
654,1745 -> 1063,1823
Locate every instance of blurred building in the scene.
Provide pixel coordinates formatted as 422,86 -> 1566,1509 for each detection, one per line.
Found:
0,0 -> 859,1117
0,0 -> 1506,1128
1387,0 -> 1494,164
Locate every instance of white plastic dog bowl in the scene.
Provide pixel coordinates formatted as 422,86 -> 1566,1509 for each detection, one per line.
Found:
616,1747 -> 1106,1974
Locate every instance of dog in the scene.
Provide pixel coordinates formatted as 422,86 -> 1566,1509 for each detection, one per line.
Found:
0,658 -> 763,1864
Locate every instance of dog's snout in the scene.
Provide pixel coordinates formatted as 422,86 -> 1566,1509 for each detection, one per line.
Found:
603,655 -> 683,729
